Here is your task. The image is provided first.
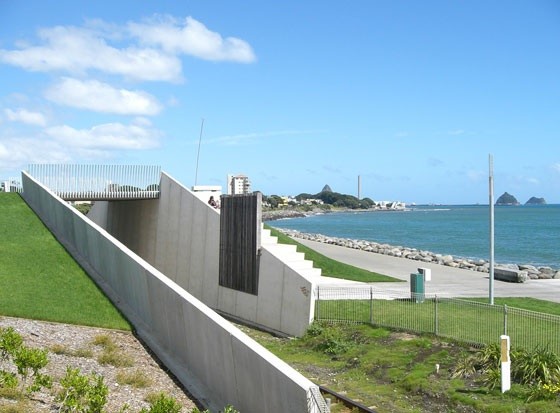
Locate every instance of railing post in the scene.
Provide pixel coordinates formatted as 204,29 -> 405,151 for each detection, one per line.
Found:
369,286 -> 373,325
316,286 -> 320,321
434,295 -> 439,336
504,304 -> 508,336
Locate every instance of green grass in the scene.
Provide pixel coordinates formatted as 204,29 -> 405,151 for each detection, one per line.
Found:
316,296 -> 560,354
468,297 -> 560,316
0,193 -> 131,330
240,322 -> 560,413
268,226 -> 401,282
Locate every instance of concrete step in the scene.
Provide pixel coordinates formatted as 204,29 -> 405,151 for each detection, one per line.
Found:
261,225 -> 320,276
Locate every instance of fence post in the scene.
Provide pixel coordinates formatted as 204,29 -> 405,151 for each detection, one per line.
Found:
434,295 -> 439,336
369,286 -> 373,325
316,286 -> 320,321
503,304 -> 508,336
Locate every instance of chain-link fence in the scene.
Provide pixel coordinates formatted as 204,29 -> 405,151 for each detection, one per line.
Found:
314,285 -> 560,353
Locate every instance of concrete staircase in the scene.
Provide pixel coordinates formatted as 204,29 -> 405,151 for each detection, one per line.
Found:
261,225 -> 323,281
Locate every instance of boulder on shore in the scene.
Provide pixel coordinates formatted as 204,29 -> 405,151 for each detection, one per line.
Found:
493,267 -> 528,283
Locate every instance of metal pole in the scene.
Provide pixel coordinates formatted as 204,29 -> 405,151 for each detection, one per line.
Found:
369,286 -> 373,325
316,286 -> 320,321
434,295 -> 439,336
489,154 -> 495,305
194,118 -> 204,186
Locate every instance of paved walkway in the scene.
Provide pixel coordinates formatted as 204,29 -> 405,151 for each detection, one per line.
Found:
297,238 -> 560,303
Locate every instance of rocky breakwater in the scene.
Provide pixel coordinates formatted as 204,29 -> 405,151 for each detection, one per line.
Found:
277,229 -> 560,281
262,210 -> 308,221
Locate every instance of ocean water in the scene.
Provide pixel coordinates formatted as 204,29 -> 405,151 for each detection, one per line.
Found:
270,204 -> 560,269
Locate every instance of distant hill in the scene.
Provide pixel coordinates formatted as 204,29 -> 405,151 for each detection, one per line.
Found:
322,184 -> 332,192
496,192 -> 520,205
525,197 -> 546,205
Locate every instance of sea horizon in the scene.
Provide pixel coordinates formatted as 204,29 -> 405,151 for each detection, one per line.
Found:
270,204 -> 560,270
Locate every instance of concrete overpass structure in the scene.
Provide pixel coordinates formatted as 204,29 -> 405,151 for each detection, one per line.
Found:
21,165 -> 330,413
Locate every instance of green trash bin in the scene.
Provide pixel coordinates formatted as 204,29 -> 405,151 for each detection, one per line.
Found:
410,273 -> 425,303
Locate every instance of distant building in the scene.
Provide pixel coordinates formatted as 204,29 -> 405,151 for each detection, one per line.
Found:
227,174 -> 251,195
1,178 -> 22,193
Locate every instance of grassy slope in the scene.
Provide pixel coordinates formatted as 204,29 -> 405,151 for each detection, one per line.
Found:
241,322 -> 560,413
0,193 -> 130,330
268,226 -> 402,282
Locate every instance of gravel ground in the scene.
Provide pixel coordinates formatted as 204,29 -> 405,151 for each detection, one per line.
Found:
0,316 -> 199,412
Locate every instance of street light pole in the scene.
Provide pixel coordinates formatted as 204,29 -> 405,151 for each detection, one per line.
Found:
489,154 -> 495,305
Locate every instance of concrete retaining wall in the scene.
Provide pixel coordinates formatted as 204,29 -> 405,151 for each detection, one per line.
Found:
21,171 -> 325,413
89,172 -> 315,337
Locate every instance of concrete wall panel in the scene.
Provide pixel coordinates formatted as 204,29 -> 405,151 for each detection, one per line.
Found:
256,250 -> 285,328
280,267 -> 315,336
175,190 -> 193,288
217,286 -> 237,315
234,290 -> 258,323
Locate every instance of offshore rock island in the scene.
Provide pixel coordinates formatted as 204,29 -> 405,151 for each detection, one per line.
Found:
495,192 -> 547,206
525,196 -> 547,205
495,192 -> 520,205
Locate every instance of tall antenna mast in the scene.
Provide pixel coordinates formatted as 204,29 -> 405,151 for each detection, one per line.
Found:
358,175 -> 361,200
194,118 -> 205,186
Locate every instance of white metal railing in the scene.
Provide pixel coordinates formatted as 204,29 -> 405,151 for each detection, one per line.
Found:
308,386 -> 330,413
314,285 -> 560,353
27,164 -> 161,200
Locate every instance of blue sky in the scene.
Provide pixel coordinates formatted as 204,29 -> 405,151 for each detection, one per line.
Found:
1,1 -> 559,204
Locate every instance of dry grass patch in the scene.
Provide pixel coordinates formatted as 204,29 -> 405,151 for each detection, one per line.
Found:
116,369 -> 152,388
92,334 -> 134,368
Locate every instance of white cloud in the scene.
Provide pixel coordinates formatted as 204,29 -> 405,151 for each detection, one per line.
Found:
0,136 -> 70,171
128,16 -> 256,63
466,169 -> 485,182
552,163 -> 560,174
0,119 -> 162,174
0,25 -> 182,82
3,108 -> 47,126
45,120 -> 161,150
448,129 -> 465,136
202,129 -> 320,145
45,78 -> 162,115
